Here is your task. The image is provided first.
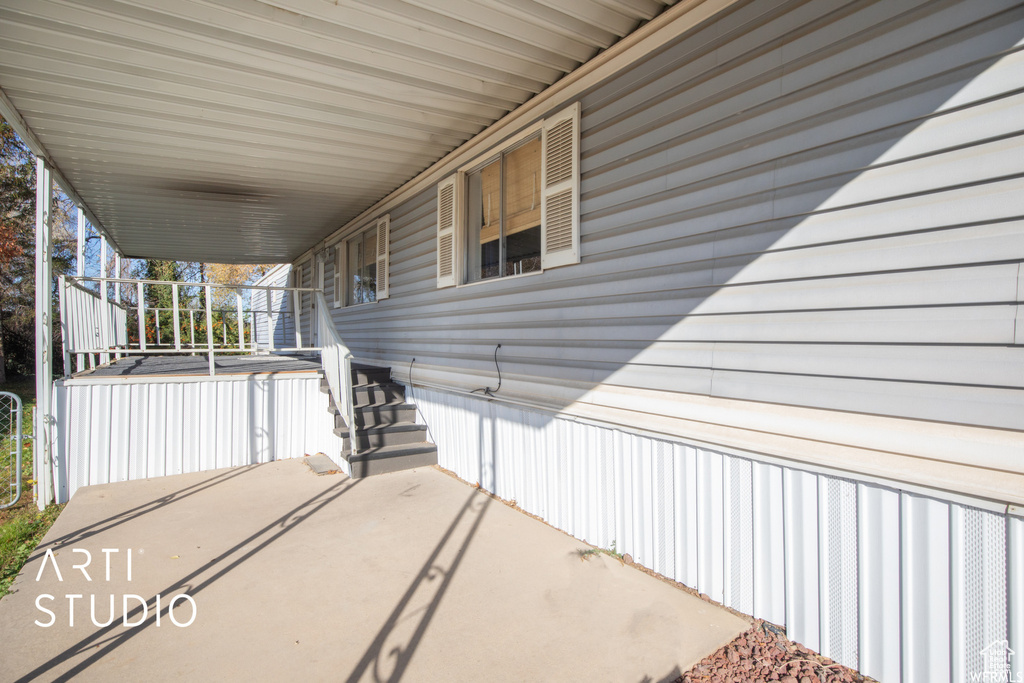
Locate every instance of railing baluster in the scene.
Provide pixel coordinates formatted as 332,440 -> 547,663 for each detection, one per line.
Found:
173,284 -> 181,351
137,281 -> 146,352
236,289 -> 244,353
205,284 -> 215,375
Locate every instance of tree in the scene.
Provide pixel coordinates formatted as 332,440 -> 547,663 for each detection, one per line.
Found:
0,118 -> 76,383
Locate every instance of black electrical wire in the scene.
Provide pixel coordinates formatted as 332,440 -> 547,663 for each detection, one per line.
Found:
471,344 -> 502,397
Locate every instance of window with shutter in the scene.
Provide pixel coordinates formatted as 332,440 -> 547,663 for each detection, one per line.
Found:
436,101 -> 580,287
341,222 -> 380,306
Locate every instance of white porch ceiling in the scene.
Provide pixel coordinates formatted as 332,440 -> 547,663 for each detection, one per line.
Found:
0,0 -> 675,263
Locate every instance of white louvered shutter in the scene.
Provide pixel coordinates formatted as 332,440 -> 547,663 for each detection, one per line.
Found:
436,175 -> 459,288
333,243 -> 344,307
375,214 -> 390,300
541,102 -> 581,269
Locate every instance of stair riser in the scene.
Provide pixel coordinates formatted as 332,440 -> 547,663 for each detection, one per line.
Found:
352,370 -> 391,385
344,427 -> 427,451
349,406 -> 417,428
348,448 -> 438,478
354,386 -> 404,404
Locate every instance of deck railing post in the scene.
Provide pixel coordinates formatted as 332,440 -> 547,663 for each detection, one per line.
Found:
293,289 -> 303,348
137,281 -> 146,352
266,286 -> 275,352
172,284 -> 181,351
113,254 -> 122,360
189,310 -> 195,349
205,284 -> 215,375
98,238 -> 110,364
58,275 -> 72,377
75,212 -> 85,371
236,289 -> 245,352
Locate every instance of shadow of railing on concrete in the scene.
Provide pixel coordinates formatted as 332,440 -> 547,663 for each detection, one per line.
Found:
346,488 -> 492,683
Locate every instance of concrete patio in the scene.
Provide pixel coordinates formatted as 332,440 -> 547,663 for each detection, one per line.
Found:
0,460 -> 748,682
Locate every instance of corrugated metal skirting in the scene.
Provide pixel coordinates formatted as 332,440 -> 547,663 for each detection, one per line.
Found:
408,384 -> 1023,683
52,375 -> 347,503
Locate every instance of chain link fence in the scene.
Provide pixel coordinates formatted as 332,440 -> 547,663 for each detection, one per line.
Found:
0,392 -> 24,510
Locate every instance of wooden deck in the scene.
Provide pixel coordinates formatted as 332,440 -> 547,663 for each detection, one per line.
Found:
75,353 -> 322,378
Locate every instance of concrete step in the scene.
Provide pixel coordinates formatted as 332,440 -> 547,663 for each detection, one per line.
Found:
345,442 -> 438,479
339,421 -> 428,450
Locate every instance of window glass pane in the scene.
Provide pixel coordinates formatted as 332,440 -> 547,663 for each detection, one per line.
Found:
466,158 -> 501,283
503,137 -> 541,276
345,226 -> 378,305
362,227 -> 377,303
346,237 -> 361,306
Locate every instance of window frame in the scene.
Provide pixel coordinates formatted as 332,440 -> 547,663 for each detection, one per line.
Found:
459,122 -> 542,287
437,102 -> 580,289
333,214 -> 390,308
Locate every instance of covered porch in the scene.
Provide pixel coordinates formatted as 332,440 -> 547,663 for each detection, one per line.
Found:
0,458 -> 748,682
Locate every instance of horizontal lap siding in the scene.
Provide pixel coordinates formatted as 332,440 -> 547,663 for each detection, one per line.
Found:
252,266 -> 296,349
329,0 -> 1024,431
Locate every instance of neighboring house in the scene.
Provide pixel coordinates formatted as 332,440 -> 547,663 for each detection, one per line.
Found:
3,0 -> 1022,681
250,264 -> 295,351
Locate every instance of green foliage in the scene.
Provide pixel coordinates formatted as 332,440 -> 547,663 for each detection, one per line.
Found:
0,117 -> 76,380
0,504 -> 63,598
0,376 -> 62,600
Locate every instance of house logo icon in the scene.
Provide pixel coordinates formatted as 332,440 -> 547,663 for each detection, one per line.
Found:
976,641 -> 1020,683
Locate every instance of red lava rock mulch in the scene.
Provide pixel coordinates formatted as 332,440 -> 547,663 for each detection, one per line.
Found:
676,620 -> 875,683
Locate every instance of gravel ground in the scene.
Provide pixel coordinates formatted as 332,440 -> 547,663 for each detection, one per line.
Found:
676,620 -> 875,683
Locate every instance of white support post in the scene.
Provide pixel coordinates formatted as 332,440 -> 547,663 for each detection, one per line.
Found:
189,310 -> 195,349
75,211 -> 85,277
74,210 -> 85,373
155,306 -> 161,346
293,290 -> 303,349
113,253 -> 123,360
98,238 -> 110,365
34,157 -> 55,509
221,310 -> 227,346
172,284 -> 181,351
137,280 -> 146,352
205,284 -> 215,375
236,289 -> 245,352
266,287 -> 274,352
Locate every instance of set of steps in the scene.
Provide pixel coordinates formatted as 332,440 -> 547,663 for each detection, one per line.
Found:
321,364 -> 437,478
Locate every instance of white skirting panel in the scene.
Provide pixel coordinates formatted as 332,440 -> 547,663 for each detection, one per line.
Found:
52,374 -> 347,503
407,384 -> 1022,683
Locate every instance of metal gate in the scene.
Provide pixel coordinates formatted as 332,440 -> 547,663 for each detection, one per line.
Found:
0,391 -> 23,510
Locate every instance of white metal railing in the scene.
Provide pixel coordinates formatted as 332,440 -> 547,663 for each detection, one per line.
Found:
315,291 -> 356,457
60,275 -> 321,376
58,275 -> 129,370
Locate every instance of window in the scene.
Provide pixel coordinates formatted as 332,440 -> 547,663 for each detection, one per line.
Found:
465,135 -> 541,282
334,215 -> 390,307
437,102 -> 580,288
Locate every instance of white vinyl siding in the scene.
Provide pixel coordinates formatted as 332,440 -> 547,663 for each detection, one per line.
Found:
326,0 -> 1024,499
